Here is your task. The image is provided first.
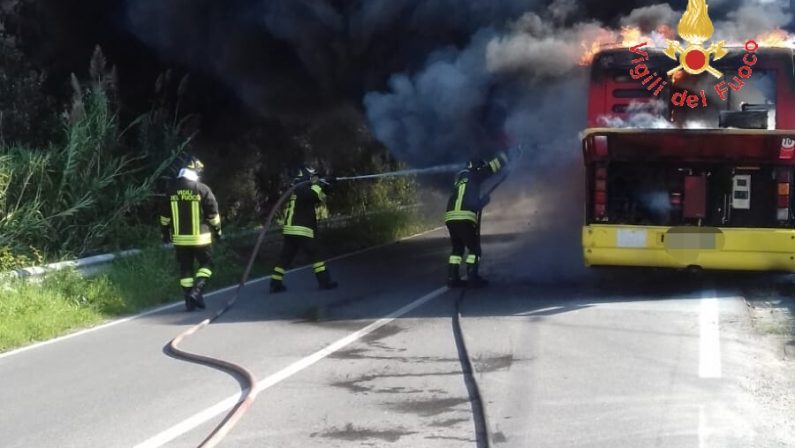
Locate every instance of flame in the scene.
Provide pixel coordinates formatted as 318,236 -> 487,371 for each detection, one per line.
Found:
579,41 -> 602,66
579,28 -> 619,66
620,26 -> 642,47
678,0 -> 714,45
671,70 -> 685,85
577,24 -> 677,66
756,29 -> 793,48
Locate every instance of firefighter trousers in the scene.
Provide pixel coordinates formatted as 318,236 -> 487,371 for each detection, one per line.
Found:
446,220 -> 481,266
271,235 -> 332,286
175,245 -> 213,290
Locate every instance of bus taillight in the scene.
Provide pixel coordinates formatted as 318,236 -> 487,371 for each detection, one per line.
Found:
776,170 -> 791,221
594,166 -> 607,220
594,136 -> 608,159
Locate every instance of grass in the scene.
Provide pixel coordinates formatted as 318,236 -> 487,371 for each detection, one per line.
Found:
0,208 -> 440,352
0,243 -> 257,352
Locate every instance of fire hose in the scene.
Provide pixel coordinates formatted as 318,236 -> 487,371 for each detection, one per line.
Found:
163,152 -> 522,447
165,179 -> 309,448
163,165 -> 461,447
459,166 -> 517,448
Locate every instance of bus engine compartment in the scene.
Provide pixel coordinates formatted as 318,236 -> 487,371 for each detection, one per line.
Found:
584,130 -> 795,229
600,161 -> 791,229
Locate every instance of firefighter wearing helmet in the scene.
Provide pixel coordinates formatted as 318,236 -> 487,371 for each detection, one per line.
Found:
445,151 -> 509,288
270,165 -> 338,293
159,157 -> 223,311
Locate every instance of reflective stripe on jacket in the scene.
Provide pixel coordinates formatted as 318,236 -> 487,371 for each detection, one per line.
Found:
445,154 -> 507,223
160,177 -> 220,247
282,183 -> 327,238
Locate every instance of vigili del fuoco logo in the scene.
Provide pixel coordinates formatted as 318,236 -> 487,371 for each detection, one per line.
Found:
628,0 -> 758,109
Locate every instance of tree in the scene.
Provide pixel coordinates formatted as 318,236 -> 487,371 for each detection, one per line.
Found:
0,2 -> 56,147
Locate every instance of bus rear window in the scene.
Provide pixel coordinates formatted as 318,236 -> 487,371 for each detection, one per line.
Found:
670,70 -> 777,129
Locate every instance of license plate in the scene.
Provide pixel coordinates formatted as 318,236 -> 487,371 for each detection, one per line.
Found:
617,229 -> 648,248
665,233 -> 717,250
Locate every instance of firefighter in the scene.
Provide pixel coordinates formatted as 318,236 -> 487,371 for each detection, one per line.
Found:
445,152 -> 509,288
159,157 -> 223,311
270,166 -> 338,293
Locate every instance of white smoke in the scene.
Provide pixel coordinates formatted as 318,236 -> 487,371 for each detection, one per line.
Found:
548,0 -> 578,23
638,190 -> 673,219
715,2 -> 793,42
619,4 -> 678,30
485,18 -> 606,77
597,100 -> 674,129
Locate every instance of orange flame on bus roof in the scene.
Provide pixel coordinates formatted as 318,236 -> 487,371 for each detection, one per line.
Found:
579,41 -> 602,66
578,25 -> 675,66
620,26 -> 642,47
579,28 -> 617,66
756,29 -> 793,48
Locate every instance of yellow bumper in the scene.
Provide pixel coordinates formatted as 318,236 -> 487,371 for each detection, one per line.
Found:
583,225 -> 795,272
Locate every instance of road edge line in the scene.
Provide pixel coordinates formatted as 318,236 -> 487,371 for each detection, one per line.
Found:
0,226 -> 445,361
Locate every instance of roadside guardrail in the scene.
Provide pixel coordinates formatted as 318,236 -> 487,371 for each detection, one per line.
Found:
2,205 -> 423,280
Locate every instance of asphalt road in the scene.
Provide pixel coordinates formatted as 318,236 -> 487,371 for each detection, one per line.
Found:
1,206 -> 794,447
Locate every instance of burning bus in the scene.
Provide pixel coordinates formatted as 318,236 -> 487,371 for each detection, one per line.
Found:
581,44 -> 795,272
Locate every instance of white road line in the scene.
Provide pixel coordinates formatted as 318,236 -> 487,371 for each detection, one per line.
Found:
134,286 -> 450,448
698,294 -> 722,379
698,405 -> 708,448
0,227 -> 445,361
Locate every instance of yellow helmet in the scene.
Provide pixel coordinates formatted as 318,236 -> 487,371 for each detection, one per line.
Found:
185,157 -> 205,175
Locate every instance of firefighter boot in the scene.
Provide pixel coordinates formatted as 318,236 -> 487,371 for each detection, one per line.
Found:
188,278 -> 207,310
447,264 -> 465,288
316,270 -> 338,290
270,267 -> 287,294
183,287 -> 196,312
466,262 -> 489,288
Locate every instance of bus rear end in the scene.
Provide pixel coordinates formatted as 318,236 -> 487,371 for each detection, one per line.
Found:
582,47 -> 795,272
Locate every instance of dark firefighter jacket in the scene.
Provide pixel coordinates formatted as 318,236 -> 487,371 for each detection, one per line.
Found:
282,182 -> 327,238
445,154 -> 508,223
160,177 -> 221,247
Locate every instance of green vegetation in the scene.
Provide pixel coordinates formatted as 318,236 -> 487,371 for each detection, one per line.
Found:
0,242 -> 254,352
0,207 -> 439,352
0,48 -> 186,267
0,13 -> 432,352
0,58 -> 430,351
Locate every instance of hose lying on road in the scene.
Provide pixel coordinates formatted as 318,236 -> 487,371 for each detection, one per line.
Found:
451,160 -> 512,448
162,165 -> 463,447
164,180 -> 310,448
163,158 -> 515,447
453,289 -> 492,448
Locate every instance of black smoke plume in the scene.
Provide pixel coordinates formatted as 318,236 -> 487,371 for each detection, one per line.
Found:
122,0 -> 793,165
